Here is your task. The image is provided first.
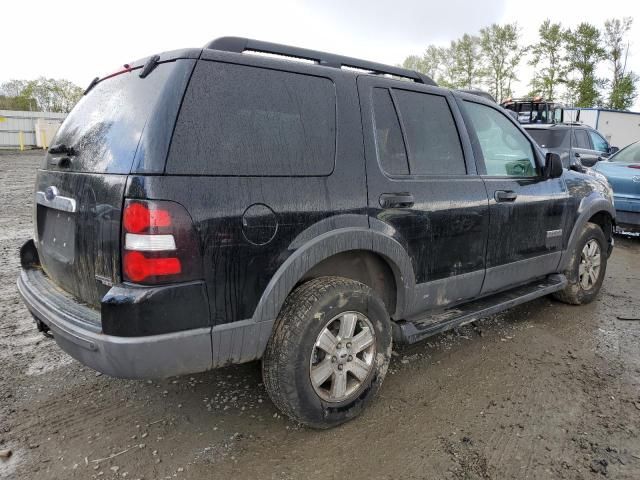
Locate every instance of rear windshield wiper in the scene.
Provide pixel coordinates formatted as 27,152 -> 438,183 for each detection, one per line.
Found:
48,144 -> 77,156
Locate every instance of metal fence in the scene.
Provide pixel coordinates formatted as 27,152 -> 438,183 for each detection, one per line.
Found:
0,110 -> 66,149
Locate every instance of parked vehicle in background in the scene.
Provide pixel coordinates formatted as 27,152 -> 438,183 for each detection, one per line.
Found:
592,141 -> 640,233
501,97 -> 564,125
524,123 -> 619,168
17,37 -> 616,429
564,108 -> 640,149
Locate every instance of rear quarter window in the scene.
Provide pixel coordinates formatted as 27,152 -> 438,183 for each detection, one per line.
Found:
525,128 -> 568,149
167,61 -> 336,176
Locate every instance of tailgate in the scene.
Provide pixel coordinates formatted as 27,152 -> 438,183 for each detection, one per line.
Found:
32,56 -> 196,307
35,171 -> 126,307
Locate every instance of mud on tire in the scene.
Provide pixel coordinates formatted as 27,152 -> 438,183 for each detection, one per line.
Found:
262,276 -> 392,429
553,222 -> 608,305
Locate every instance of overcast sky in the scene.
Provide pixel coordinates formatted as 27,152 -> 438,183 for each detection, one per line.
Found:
2,0 -> 640,109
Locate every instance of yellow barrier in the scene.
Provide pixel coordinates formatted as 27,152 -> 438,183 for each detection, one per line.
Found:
41,129 -> 48,149
19,131 -> 24,151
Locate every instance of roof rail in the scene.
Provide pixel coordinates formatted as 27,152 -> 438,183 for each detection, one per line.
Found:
204,36 -> 437,86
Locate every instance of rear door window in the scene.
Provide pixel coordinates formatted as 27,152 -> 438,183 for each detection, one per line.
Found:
392,89 -> 466,175
167,61 -> 336,176
573,129 -> 592,149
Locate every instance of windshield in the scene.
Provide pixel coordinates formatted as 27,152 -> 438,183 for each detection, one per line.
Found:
611,141 -> 640,163
526,128 -> 568,148
50,62 -> 178,174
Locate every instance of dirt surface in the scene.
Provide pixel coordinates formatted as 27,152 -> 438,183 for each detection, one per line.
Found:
1,151 -> 639,480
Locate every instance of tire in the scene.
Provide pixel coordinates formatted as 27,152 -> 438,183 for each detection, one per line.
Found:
553,222 -> 608,305
262,276 -> 392,429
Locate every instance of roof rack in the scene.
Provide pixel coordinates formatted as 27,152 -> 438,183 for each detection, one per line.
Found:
204,37 -> 437,86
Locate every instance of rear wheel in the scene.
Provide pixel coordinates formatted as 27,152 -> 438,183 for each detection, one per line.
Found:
262,276 -> 392,429
553,222 -> 608,305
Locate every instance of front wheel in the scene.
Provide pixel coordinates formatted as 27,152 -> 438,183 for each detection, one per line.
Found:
553,222 -> 608,305
262,276 -> 392,429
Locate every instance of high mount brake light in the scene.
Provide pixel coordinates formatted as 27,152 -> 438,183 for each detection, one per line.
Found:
121,200 -> 201,284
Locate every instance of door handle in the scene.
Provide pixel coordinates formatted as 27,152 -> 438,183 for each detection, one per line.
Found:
379,193 -> 414,208
574,152 -> 581,158
494,190 -> 517,202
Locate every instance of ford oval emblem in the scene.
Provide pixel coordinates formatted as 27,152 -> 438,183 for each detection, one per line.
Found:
44,186 -> 59,201
632,175 -> 640,183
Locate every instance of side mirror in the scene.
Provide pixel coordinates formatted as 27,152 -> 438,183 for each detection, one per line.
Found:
544,152 -> 563,179
609,146 -> 619,155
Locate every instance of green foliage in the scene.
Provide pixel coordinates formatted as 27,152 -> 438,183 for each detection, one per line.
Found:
403,45 -> 447,84
529,20 -> 565,100
0,78 -> 83,113
400,18 -> 639,111
604,17 -> 638,110
563,23 -> 606,107
450,34 -> 482,89
478,23 -> 524,102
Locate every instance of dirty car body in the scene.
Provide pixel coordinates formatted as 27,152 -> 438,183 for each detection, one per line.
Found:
18,37 -> 616,428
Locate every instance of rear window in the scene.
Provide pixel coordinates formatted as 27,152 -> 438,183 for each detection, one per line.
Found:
167,61 -> 336,176
51,62 -> 180,174
526,128 -> 568,148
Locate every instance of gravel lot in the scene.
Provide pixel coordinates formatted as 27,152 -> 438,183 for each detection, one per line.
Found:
1,151 -> 639,480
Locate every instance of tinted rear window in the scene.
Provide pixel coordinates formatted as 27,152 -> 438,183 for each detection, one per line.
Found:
574,129 -> 591,149
51,62 -> 180,174
393,89 -> 465,175
526,128 -> 568,148
167,61 -> 336,176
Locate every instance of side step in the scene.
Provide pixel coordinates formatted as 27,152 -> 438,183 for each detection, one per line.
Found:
393,274 -> 567,345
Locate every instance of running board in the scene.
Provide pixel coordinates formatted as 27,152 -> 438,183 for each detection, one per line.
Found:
393,274 -> 567,345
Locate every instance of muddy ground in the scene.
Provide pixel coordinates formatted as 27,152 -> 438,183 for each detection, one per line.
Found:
1,151 -> 639,480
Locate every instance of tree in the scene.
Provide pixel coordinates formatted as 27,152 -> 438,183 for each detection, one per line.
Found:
603,17 -> 638,110
450,34 -> 482,89
479,23 -> 524,102
403,45 -> 447,84
563,23 -> 605,107
0,78 -> 82,112
0,80 -> 37,110
528,20 -> 566,100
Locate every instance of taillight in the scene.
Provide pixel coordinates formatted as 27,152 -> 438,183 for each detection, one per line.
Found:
628,165 -> 640,169
121,200 -> 202,285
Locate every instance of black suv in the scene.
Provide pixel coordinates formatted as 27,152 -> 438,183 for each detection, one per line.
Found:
524,123 -> 619,168
18,37 -> 616,428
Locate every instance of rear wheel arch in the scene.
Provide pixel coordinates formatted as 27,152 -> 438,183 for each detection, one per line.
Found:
298,250 -> 398,317
250,229 -> 415,325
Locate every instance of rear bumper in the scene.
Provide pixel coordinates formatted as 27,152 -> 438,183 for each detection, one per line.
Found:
17,268 -> 213,379
17,266 -> 276,378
